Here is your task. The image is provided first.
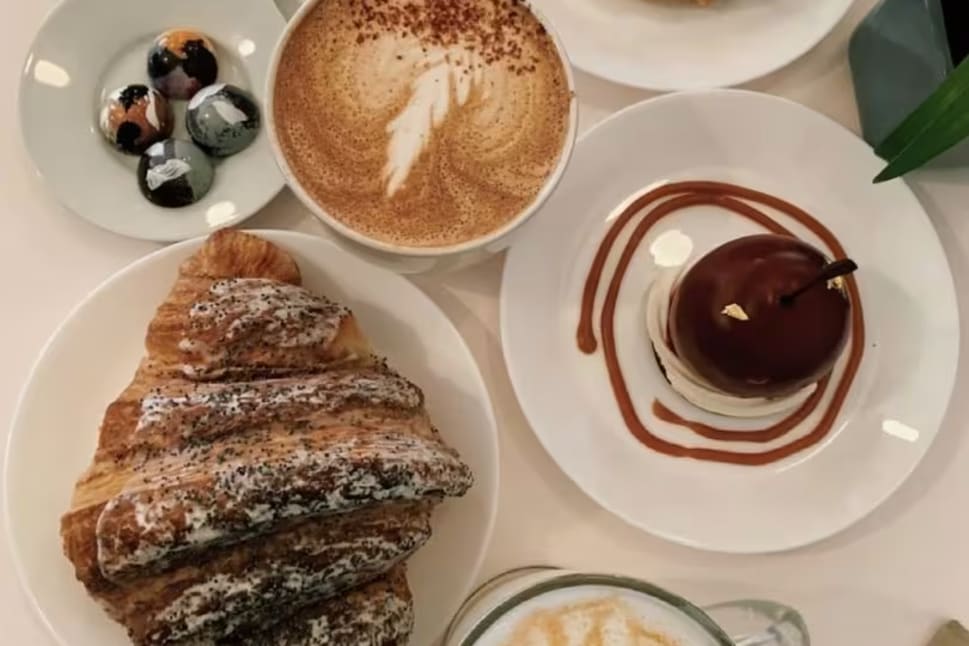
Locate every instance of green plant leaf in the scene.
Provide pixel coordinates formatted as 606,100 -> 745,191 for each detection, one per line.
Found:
875,57 -> 969,160
873,57 -> 969,183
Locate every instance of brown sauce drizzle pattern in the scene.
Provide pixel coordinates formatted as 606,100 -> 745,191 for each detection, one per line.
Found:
577,181 -> 865,466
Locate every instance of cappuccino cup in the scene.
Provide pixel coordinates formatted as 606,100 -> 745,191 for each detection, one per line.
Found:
445,567 -> 810,646
267,0 -> 578,273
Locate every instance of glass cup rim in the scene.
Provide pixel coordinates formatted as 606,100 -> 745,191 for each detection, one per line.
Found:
264,0 -> 580,259
456,570 -> 736,645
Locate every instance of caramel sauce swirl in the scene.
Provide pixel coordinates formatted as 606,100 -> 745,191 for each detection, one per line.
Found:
577,181 -> 865,466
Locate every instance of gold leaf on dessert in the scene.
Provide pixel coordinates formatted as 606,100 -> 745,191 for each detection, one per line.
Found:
721,303 -> 750,321
383,47 -> 482,197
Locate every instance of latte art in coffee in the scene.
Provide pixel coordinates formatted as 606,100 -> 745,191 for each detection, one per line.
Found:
503,597 -> 682,645
274,0 -> 572,248
476,586 -> 721,646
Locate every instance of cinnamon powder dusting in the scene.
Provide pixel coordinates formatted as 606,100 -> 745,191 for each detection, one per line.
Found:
346,0 -> 545,74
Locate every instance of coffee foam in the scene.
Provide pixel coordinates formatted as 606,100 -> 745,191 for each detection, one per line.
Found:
274,0 -> 572,248
477,585 -> 721,646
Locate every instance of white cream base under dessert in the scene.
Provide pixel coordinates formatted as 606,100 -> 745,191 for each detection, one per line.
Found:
646,266 -> 816,418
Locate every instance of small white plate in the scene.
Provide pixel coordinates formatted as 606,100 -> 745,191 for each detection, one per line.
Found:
530,0 -> 853,90
4,231 -> 499,645
501,90 -> 959,553
20,0 -> 286,241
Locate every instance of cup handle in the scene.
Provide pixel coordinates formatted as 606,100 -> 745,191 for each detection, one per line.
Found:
701,599 -> 810,646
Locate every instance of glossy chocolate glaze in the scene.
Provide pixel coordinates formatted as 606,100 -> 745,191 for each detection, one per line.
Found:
577,181 -> 865,466
670,234 -> 851,398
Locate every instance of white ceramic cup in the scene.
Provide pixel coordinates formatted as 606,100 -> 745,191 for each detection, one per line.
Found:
445,567 -> 810,646
266,0 -> 579,274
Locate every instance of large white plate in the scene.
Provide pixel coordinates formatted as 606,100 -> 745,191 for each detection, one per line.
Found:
4,231 -> 498,645
501,90 -> 959,553
20,0 -> 286,241
531,0 -> 853,90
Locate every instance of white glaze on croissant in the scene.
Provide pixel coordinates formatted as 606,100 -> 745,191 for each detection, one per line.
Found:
60,230 -> 473,644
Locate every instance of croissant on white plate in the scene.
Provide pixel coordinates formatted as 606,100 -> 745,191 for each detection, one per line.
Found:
60,230 -> 473,645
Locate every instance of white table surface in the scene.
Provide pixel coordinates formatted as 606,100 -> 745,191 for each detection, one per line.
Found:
3,1 -> 968,644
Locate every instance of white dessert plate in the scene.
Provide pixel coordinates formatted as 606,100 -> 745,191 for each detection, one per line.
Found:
4,231 -> 499,645
501,90 -> 959,553
530,0 -> 853,90
20,0 -> 286,241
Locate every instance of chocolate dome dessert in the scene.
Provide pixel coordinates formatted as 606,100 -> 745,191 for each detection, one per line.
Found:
669,234 -> 854,398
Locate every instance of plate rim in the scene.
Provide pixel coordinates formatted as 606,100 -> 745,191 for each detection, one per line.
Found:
17,0 -> 287,242
555,0 -> 855,91
3,229 -> 500,644
499,88 -> 960,553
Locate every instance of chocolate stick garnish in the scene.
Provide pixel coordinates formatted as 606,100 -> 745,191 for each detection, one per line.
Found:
780,259 -> 858,306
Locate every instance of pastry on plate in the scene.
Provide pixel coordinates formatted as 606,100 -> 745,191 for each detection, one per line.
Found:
60,230 -> 473,644
239,565 -> 415,645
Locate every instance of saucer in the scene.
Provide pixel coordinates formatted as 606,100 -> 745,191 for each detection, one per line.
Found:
501,90 -> 959,553
530,0 -> 853,90
20,0 -> 286,241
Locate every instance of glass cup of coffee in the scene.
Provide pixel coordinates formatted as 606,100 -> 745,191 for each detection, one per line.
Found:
266,0 -> 578,273
445,567 -> 810,646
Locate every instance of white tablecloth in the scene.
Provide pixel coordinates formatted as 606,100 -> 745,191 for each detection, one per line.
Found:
2,1 -> 968,644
